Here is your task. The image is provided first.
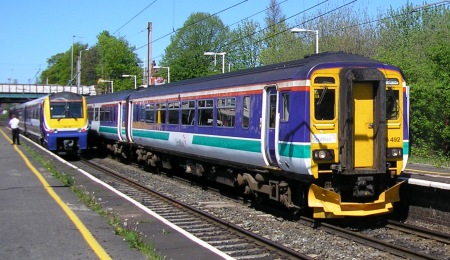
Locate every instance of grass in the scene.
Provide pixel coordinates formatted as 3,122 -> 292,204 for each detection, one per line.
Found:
24,144 -> 165,260
408,155 -> 450,168
408,146 -> 450,168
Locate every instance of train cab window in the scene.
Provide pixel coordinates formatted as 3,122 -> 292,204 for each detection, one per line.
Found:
156,103 -> 167,124
181,101 -> 195,125
386,88 -> 400,120
197,99 -> 213,126
242,96 -> 250,129
314,77 -> 335,84
314,87 -> 335,120
50,101 -> 83,119
144,104 -> 155,124
168,102 -> 180,124
281,93 -> 290,121
217,98 -> 236,127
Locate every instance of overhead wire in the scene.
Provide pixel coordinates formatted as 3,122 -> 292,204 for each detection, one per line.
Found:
135,0 -> 249,52
112,0 -> 159,35
138,0 -> 295,62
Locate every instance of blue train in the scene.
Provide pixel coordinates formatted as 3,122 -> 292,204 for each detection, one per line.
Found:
86,52 -> 409,218
9,92 -> 89,155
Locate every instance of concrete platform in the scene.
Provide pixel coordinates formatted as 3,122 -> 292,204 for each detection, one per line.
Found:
403,163 -> 450,189
0,126 -> 230,260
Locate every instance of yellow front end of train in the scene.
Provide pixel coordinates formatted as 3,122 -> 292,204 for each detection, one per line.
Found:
42,92 -> 89,152
307,67 -> 408,218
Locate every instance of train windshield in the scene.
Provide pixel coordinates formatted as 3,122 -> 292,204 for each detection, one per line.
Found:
314,87 -> 335,120
50,101 -> 83,119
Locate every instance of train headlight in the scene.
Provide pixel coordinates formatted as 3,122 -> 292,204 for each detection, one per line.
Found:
313,149 -> 334,160
387,148 -> 402,158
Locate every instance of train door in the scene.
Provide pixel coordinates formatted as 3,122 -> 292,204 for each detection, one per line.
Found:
125,100 -> 134,142
117,102 -> 125,141
261,86 -> 279,166
339,68 -> 386,174
353,82 -> 374,168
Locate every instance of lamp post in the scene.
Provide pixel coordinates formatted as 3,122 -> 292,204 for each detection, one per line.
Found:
291,28 -> 319,54
71,35 -> 82,85
204,52 -> 226,73
122,74 -> 137,89
98,79 -> 114,93
77,48 -> 89,93
153,66 -> 170,83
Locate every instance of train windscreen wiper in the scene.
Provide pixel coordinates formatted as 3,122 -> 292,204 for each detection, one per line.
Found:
316,87 -> 328,106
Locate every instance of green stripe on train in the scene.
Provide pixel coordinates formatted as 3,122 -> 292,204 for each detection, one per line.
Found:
133,129 -> 170,140
403,141 -> 409,155
99,126 -> 126,135
278,143 -> 311,159
99,126 -> 117,134
193,135 -> 261,153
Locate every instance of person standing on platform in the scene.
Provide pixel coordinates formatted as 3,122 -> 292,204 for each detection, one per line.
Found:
8,114 -> 20,145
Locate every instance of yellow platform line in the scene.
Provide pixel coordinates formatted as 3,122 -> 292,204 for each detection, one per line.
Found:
0,129 -> 111,260
405,168 -> 450,176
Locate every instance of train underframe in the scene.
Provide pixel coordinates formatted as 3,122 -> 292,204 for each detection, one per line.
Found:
99,139 -> 401,218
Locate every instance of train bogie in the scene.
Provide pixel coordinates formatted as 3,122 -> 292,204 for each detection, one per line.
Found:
87,52 -> 409,219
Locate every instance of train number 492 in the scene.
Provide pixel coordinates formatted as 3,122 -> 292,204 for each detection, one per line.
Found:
388,137 -> 401,142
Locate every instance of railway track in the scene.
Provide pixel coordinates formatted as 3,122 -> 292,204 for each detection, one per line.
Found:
75,154 -> 450,259
79,158 -> 314,260
302,218 -> 450,260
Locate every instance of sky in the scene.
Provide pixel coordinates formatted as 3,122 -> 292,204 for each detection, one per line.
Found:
0,0 -> 429,84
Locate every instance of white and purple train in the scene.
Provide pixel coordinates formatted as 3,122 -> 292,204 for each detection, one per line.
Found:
86,52 -> 409,218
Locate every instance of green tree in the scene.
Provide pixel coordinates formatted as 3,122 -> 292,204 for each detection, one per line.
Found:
260,0 -> 299,65
96,31 -> 142,92
160,12 -> 229,81
376,4 -> 450,156
40,52 -> 67,84
79,46 -> 99,86
227,20 -> 264,70
40,42 -> 88,85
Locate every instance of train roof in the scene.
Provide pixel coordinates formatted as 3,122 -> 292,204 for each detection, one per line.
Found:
87,52 -> 403,103
85,89 -> 136,104
130,52 -> 402,100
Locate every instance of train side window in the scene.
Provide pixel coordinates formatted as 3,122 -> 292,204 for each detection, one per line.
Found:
217,98 -> 235,127
168,101 -> 180,124
181,101 -> 195,125
145,103 -> 155,124
99,107 -> 111,121
269,93 -> 276,128
281,93 -> 289,121
314,87 -> 335,120
386,88 -> 399,120
88,107 -> 94,121
242,96 -> 250,129
156,103 -> 167,124
94,107 -> 99,121
197,99 -> 213,126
